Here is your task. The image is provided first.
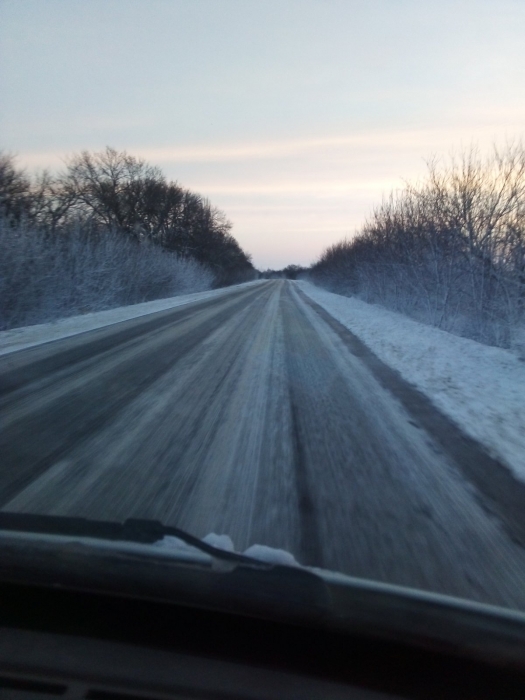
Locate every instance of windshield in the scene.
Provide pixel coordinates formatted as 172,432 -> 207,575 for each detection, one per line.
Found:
1,0 -> 524,614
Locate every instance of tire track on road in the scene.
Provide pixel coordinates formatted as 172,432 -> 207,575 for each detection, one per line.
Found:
282,284 -> 324,567
0,285 -> 273,505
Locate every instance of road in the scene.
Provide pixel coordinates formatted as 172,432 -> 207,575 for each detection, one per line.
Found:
1,280 -> 525,609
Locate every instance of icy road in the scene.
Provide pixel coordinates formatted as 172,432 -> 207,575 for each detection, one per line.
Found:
1,280 -> 525,609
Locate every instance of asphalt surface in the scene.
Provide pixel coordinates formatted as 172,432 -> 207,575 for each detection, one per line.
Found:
1,280 -> 525,608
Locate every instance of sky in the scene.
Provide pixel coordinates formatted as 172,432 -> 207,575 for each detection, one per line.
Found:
1,0 -> 524,269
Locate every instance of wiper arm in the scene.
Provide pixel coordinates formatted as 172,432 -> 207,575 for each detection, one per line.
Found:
0,512 -> 268,568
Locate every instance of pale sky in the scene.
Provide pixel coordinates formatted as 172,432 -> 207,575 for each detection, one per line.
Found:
1,0 -> 524,269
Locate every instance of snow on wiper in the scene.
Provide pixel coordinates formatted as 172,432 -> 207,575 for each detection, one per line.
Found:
0,512 -> 271,568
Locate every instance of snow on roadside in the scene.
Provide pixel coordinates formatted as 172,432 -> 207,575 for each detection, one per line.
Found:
296,281 -> 525,483
0,281 -> 263,357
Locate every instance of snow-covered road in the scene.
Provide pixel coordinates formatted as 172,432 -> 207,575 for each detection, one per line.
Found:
1,280 -> 525,609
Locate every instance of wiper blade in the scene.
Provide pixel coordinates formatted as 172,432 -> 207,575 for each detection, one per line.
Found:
0,512 -> 267,567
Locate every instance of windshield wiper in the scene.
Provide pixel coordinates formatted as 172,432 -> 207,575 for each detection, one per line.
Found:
0,512 -> 267,567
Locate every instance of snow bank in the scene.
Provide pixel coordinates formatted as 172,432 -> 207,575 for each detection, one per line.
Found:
243,544 -> 300,567
0,281 -> 263,357
297,281 -> 525,483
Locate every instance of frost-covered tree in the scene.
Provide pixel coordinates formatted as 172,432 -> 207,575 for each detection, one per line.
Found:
309,142 -> 525,348
0,148 -> 256,329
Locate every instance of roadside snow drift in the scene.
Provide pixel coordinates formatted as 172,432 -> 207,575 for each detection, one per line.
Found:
298,281 -> 525,483
0,281 -> 263,357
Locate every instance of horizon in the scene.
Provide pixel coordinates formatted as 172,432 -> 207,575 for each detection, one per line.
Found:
1,0 -> 523,269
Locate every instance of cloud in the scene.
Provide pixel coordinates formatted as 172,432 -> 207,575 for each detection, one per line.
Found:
134,135 -> 395,163
134,118 -> 524,165
184,179 -> 399,197
15,116 -> 523,172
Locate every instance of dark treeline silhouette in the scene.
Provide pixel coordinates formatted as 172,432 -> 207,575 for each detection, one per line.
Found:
0,148 -> 256,329
309,142 -> 525,349
259,264 -> 307,279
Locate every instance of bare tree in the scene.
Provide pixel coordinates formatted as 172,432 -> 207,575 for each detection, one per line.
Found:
0,153 -> 32,223
62,147 -> 165,236
310,141 -> 525,348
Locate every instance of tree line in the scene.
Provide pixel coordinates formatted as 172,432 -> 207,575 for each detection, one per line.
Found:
0,147 -> 255,329
0,146 -> 255,283
309,142 -> 525,349
259,264 -> 307,279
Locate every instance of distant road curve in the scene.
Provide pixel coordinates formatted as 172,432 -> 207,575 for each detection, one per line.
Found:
2,280 -> 525,609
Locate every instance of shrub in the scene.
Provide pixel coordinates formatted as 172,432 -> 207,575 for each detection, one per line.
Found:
0,218 -> 214,330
